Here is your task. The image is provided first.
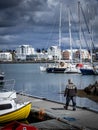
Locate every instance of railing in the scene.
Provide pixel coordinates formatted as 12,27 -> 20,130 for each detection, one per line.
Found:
0,79 -> 15,90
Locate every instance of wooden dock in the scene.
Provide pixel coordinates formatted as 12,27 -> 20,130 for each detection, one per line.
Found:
16,93 -> 98,130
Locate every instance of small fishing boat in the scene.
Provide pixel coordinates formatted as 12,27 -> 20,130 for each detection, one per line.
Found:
0,78 -> 32,123
1,121 -> 38,130
0,98 -> 31,123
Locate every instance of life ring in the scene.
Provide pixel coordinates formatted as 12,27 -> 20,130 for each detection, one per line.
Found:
60,62 -> 65,67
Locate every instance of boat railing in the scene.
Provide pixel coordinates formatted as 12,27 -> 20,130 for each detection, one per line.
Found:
0,79 -> 15,90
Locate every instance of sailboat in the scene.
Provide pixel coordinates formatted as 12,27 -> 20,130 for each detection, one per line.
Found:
78,2 -> 98,75
64,8 -> 81,74
46,3 -> 68,73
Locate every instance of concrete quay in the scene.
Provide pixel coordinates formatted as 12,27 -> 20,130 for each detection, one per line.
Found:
17,93 -> 98,130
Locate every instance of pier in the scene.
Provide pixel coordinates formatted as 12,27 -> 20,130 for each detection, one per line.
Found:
16,93 -> 98,130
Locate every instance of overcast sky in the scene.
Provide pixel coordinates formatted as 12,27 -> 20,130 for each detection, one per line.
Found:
0,0 -> 98,50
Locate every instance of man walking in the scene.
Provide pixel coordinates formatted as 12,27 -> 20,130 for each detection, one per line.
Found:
64,79 -> 77,111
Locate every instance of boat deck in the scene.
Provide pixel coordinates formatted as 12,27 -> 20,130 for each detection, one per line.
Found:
17,94 -> 98,130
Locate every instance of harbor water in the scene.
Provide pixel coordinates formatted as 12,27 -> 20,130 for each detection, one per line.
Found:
0,63 -> 98,111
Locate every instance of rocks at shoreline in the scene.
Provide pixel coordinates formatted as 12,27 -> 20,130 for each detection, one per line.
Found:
84,81 -> 98,95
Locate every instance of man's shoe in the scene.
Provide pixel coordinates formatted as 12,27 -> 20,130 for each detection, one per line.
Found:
73,108 -> 76,111
64,105 -> 68,110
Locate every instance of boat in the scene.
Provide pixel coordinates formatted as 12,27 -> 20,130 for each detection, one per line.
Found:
80,64 -> 98,75
46,61 -> 67,73
64,8 -> 82,74
0,90 -> 17,99
0,72 -> 4,87
46,4 -> 68,73
40,65 -> 46,71
64,63 -> 81,74
40,63 -> 49,72
0,80 -> 31,123
0,97 -> 31,123
1,121 -> 38,130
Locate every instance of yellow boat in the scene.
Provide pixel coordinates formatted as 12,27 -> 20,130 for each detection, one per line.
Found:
0,98 -> 31,123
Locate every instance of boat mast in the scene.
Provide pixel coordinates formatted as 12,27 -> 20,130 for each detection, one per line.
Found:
78,1 -> 82,63
59,3 -> 62,61
89,12 -> 93,64
68,8 -> 73,63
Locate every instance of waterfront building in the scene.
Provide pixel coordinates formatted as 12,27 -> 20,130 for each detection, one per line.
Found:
47,46 -> 62,60
36,52 -> 49,60
75,49 -> 91,61
0,52 -> 12,61
62,50 -> 70,60
62,49 -> 91,61
16,45 -> 35,60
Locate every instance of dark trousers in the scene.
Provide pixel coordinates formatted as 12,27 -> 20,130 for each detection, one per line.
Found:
66,96 -> 76,109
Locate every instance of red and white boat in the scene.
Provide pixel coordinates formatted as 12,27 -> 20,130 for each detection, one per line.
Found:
1,121 -> 38,130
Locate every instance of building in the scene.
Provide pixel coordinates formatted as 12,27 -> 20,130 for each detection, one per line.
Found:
0,52 -> 12,61
62,50 -> 70,60
16,45 -> 35,60
47,46 -> 62,60
62,49 -> 91,61
75,49 -> 91,61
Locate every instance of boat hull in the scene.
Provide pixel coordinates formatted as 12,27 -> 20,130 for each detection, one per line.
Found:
80,68 -> 95,75
46,67 -> 66,73
1,121 -> 38,130
0,102 -> 31,123
0,74 -> 4,87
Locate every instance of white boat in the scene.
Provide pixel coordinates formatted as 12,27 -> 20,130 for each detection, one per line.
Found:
0,98 -> 31,123
63,9 -> 81,74
40,65 -> 47,71
65,63 -> 81,73
0,79 -> 31,123
0,90 -> 16,99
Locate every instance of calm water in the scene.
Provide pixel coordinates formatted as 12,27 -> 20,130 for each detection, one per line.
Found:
0,63 -> 98,111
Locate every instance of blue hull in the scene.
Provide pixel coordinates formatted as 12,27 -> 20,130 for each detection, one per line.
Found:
80,68 -> 95,75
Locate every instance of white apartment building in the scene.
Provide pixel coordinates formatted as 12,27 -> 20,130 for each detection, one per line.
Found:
0,52 -> 12,61
47,46 -> 62,60
16,45 -> 35,60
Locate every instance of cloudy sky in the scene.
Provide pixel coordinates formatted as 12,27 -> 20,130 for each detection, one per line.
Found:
0,0 -> 98,50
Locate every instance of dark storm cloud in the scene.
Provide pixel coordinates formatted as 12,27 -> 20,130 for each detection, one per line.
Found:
0,0 -> 21,9
0,0 -> 50,27
0,0 -> 98,49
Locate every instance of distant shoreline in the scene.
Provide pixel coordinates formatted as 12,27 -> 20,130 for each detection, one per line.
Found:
0,60 -> 55,64
0,60 -> 98,64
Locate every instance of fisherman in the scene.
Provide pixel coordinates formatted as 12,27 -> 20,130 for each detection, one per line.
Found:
64,79 -> 77,111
